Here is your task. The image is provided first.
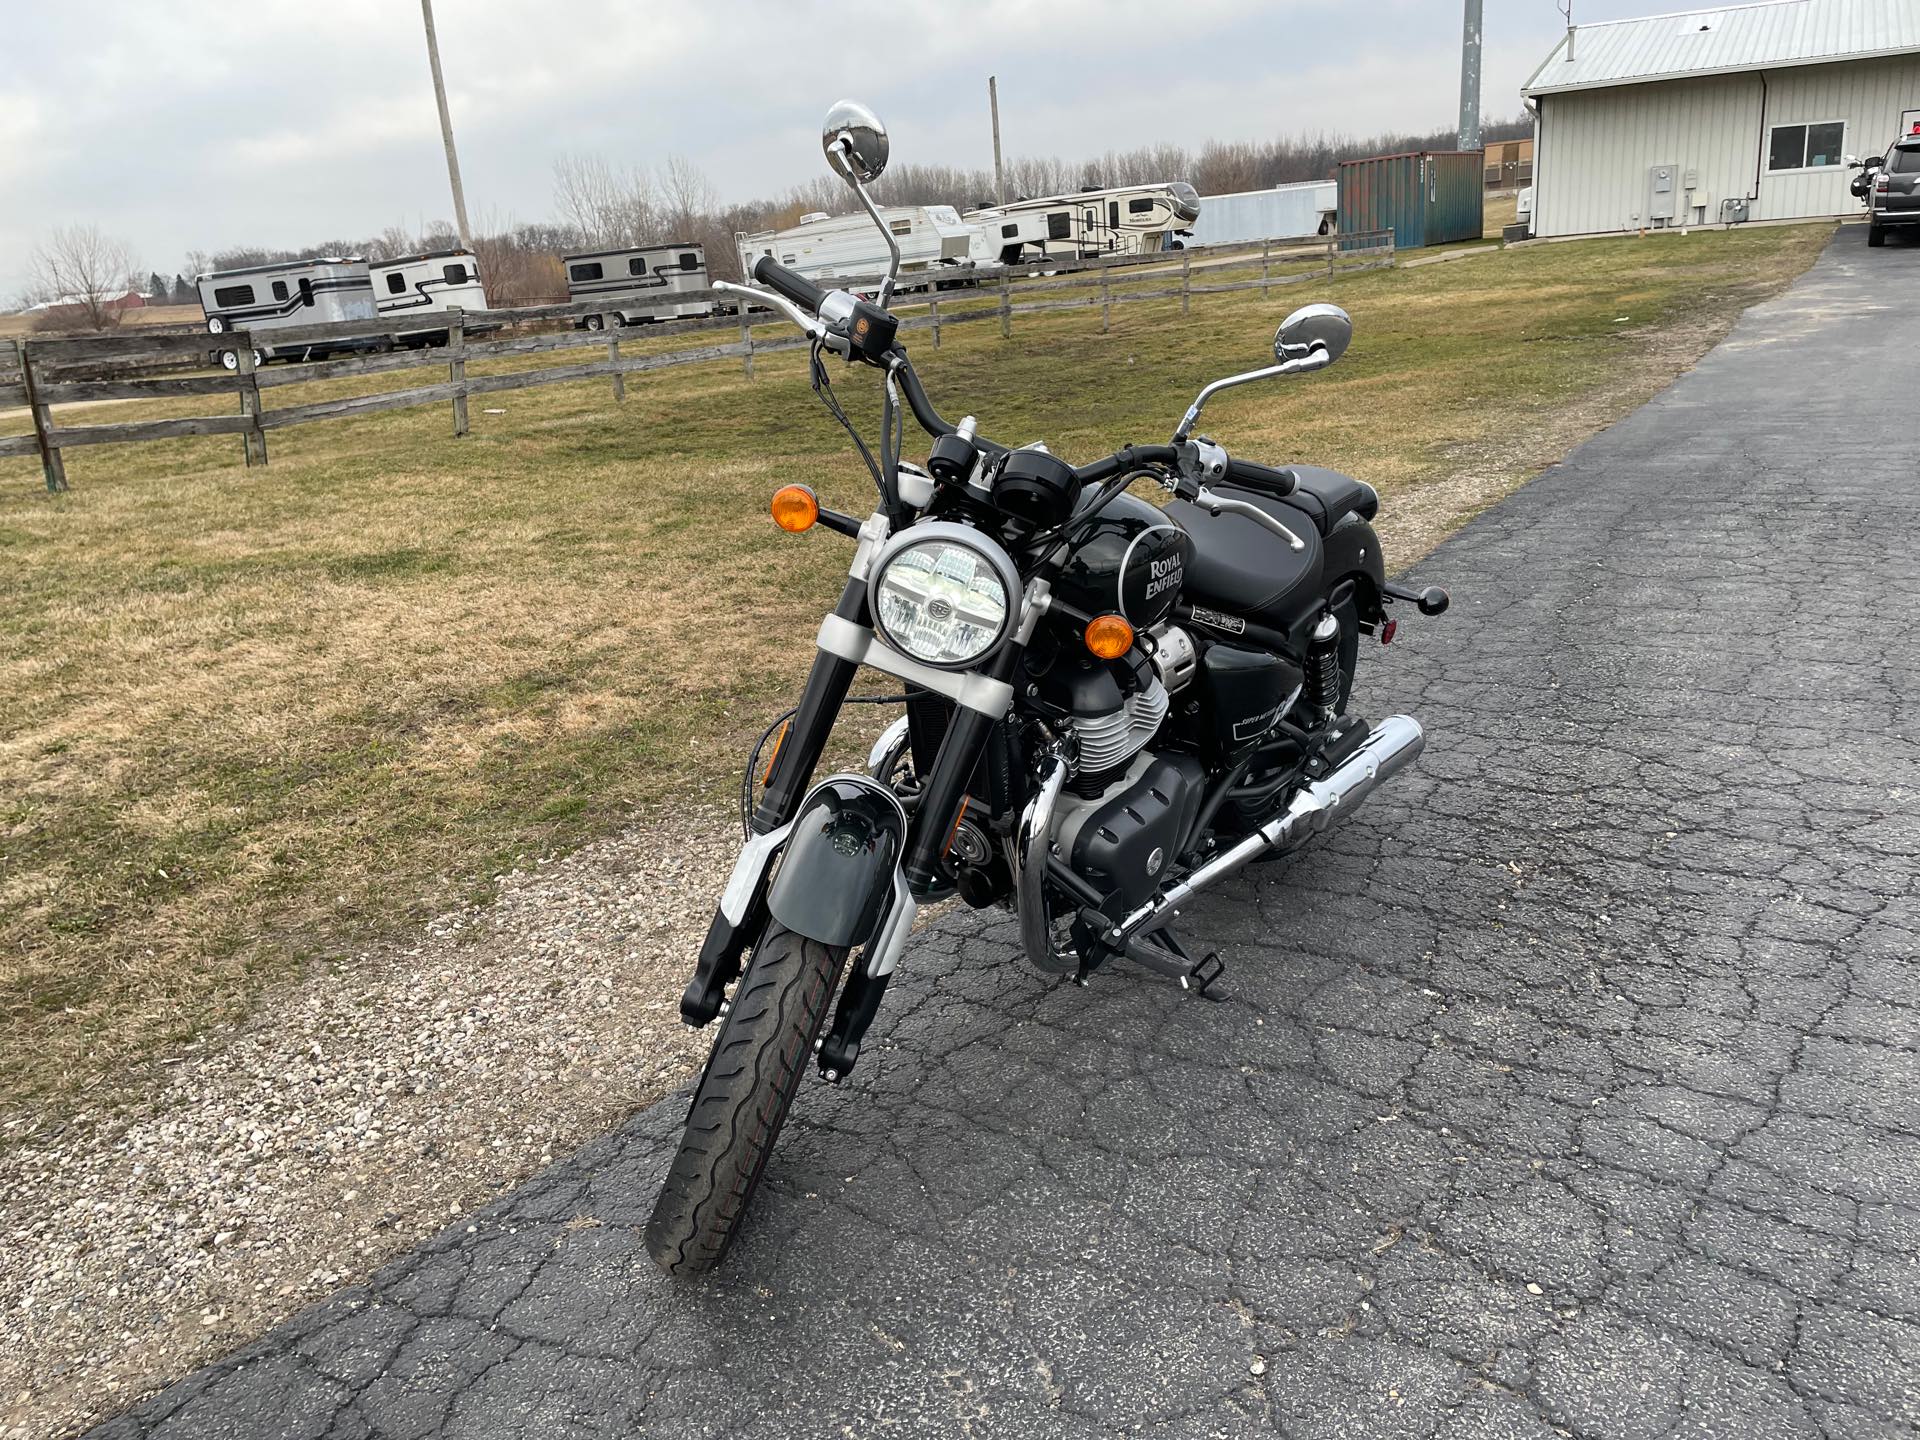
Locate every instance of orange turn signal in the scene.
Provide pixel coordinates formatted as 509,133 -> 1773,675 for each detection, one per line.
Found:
1084,614 -> 1135,660
771,484 -> 819,533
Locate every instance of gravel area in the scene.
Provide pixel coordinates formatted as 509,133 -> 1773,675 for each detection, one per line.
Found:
0,809 -> 737,1440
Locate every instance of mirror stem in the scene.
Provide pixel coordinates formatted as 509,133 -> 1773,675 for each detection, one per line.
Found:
832,137 -> 903,309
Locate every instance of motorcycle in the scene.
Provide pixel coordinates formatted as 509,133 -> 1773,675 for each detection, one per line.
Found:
646,101 -> 1450,1274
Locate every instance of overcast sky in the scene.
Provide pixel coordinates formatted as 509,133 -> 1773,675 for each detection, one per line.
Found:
0,0 -> 1659,301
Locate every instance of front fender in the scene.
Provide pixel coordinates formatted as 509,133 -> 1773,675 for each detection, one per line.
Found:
766,775 -> 906,948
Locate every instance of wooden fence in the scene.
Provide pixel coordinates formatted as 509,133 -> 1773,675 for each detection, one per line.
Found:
1,232 -> 1394,492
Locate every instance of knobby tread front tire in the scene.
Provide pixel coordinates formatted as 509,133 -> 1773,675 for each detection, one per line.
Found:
645,925 -> 846,1276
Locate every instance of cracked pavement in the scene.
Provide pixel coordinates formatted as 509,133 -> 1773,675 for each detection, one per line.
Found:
80,226 -> 1920,1438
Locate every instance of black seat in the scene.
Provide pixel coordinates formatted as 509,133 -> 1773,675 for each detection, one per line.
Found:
1282,465 -> 1378,536
1165,485 -> 1325,632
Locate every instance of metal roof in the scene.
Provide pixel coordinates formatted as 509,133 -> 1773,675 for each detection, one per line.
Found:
1523,0 -> 1920,96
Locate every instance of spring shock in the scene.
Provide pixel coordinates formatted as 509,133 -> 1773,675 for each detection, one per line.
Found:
1304,612 -> 1342,715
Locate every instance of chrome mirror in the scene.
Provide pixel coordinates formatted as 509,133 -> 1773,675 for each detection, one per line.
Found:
1276,303 -> 1352,365
822,100 -> 890,184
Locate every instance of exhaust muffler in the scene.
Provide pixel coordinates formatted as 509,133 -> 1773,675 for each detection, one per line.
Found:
1107,713 -> 1425,943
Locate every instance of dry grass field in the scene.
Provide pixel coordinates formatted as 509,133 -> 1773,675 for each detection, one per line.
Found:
0,223 -> 1832,1119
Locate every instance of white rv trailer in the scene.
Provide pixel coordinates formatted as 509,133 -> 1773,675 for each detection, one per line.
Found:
964,182 -> 1200,259
563,243 -> 711,328
735,205 -> 981,290
1185,181 -> 1337,246
196,257 -> 380,369
369,248 -> 490,345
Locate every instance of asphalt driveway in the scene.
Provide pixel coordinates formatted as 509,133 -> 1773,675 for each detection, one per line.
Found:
86,225 -> 1920,1439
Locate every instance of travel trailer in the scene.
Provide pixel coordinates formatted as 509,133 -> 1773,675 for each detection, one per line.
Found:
735,205 -> 982,290
563,243 -> 712,328
196,257 -> 380,369
964,182 -> 1200,259
1186,181 -> 1336,246
369,249 -> 490,344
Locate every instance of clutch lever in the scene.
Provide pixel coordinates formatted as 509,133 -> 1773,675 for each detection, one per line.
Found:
713,280 -> 836,347
1193,485 -> 1306,552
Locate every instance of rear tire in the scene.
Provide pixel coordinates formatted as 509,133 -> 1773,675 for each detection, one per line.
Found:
583,313 -> 605,331
645,924 -> 847,1276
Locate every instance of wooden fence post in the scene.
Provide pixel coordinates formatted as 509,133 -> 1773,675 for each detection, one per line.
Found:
999,271 -> 1011,339
739,307 -> 754,379
447,307 -> 469,437
929,297 -> 941,349
1327,238 -> 1337,278
607,335 -> 625,401
1100,265 -> 1111,333
1262,239 -> 1271,297
235,338 -> 266,467
19,340 -> 68,494
1181,250 -> 1191,316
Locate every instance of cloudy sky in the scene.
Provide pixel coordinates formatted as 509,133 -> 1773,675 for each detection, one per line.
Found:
0,0 -> 1659,301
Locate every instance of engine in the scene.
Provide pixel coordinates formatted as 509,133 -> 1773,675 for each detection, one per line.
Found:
1049,623 -> 1207,912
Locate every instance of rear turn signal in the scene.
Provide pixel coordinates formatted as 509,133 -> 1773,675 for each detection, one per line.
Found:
1084,614 -> 1135,660
771,485 -> 819,533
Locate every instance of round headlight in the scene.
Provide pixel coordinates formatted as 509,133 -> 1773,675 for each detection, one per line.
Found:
870,523 -> 1019,669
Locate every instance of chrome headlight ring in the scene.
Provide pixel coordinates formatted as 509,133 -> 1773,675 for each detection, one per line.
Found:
868,521 -> 1022,671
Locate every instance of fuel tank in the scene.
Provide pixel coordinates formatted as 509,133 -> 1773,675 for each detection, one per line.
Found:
1053,492 -> 1193,629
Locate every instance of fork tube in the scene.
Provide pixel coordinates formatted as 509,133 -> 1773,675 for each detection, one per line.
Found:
900,643 -> 1024,893
752,580 -> 867,833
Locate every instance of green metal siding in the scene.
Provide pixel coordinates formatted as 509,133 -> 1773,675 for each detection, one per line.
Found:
1337,151 -> 1486,248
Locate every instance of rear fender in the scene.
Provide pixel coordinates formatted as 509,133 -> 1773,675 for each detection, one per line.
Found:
1322,515 -> 1387,624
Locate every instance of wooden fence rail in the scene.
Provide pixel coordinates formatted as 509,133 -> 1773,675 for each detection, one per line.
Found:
2,232 -> 1392,492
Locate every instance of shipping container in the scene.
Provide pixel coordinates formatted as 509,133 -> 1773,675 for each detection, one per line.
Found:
1186,181 -> 1337,246
1337,151 -> 1485,249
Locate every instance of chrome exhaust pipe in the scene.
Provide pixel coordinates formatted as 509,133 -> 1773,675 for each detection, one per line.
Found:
1110,714 -> 1425,942
1014,758 -> 1075,973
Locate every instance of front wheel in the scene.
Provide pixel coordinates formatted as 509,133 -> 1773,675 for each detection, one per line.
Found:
645,924 -> 847,1275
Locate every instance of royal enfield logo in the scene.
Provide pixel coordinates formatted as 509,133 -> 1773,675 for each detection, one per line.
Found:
1190,606 -> 1247,636
926,597 -> 954,621
1143,553 -> 1184,602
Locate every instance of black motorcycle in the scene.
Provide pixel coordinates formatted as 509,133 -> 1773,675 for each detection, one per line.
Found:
647,101 -> 1448,1274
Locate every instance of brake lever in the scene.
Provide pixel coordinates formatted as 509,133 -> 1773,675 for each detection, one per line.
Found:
1193,485 -> 1306,552
713,280 -> 834,345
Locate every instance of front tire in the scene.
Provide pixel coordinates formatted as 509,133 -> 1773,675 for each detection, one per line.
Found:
645,924 -> 847,1275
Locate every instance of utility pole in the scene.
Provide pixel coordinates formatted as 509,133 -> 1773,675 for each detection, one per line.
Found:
1458,0 -> 1483,152
420,0 -> 472,249
989,75 -> 1005,205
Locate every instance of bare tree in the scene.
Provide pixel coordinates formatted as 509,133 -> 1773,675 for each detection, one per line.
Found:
553,153 -> 657,248
659,153 -> 716,240
29,224 -> 137,330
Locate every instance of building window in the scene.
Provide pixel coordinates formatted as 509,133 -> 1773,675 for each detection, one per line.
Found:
386,272 -> 407,294
627,257 -> 647,276
443,263 -> 468,284
570,262 -> 603,282
272,280 -> 289,300
213,284 -> 254,307
1767,121 -> 1845,171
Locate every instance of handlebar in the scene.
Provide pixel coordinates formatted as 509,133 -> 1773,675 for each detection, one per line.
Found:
1222,457 -> 1298,497
750,255 -> 829,313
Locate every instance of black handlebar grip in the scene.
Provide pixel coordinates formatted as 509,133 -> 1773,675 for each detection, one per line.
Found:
751,255 -> 828,312
1222,458 -> 1298,497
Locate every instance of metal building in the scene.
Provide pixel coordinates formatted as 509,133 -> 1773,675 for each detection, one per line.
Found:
1523,0 -> 1920,238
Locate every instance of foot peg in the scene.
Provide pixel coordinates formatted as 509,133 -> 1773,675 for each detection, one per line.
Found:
1382,579 -> 1449,616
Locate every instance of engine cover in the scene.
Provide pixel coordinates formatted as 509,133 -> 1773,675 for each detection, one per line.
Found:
1057,751 -> 1207,913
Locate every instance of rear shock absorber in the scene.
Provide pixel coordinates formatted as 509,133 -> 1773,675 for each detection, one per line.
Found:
1304,612 -> 1342,717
